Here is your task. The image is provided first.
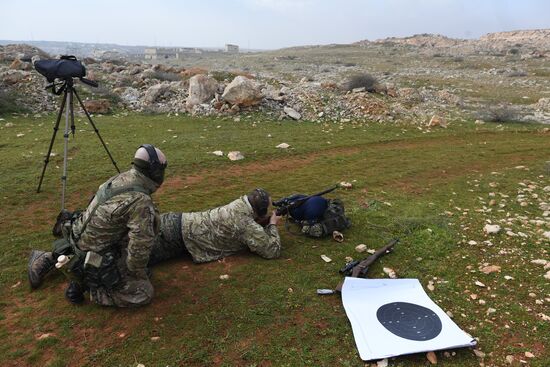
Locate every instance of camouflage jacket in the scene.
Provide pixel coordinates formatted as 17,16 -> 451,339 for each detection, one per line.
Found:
71,168 -> 160,279
181,196 -> 281,263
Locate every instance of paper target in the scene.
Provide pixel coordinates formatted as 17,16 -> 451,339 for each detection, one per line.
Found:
376,302 -> 442,341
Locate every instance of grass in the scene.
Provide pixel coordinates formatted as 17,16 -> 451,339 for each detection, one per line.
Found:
0,112 -> 549,366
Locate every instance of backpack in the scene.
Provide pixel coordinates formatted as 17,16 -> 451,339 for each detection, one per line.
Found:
291,198 -> 351,238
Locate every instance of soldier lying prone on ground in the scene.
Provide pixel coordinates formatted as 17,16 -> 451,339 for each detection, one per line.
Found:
148,188 -> 282,265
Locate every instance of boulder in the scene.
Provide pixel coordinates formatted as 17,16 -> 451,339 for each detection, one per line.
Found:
283,106 -> 301,120
83,99 -> 111,114
227,151 -> 245,161
121,87 -> 140,104
221,76 -> 262,106
0,70 -> 28,85
186,74 -> 218,110
144,83 -> 171,104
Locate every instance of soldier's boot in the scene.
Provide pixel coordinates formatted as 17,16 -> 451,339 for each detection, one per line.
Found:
28,250 -> 55,289
65,281 -> 85,304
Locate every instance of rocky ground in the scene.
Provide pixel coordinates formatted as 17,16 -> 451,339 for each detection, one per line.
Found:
1,29 -> 549,126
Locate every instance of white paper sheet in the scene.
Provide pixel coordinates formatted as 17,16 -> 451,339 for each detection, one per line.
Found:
341,277 -> 476,361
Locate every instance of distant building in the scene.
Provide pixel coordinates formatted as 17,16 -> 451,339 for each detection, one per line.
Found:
144,47 -> 203,60
144,47 -> 178,60
225,44 -> 239,53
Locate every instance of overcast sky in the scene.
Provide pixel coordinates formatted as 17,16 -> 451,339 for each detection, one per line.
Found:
1,0 -> 549,49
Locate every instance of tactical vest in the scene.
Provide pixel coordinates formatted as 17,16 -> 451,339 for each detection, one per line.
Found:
52,177 -> 150,289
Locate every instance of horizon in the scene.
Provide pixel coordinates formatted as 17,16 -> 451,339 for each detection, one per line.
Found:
1,0 -> 550,49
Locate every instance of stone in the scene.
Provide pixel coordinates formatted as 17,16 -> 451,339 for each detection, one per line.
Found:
212,150 -> 224,157
377,358 -> 388,367
227,151 -> 244,161
505,355 -> 514,364
83,99 -> 111,114
484,224 -> 501,234
383,267 -> 397,279
276,143 -> 290,149
426,351 -> 437,364
1,70 -> 27,85
321,254 -> 332,263
475,281 -> 486,287
531,259 -> 548,266
221,76 -> 263,106
186,74 -> 218,109
473,349 -> 486,358
144,83 -> 171,104
121,87 -> 140,103
355,244 -> 367,253
284,106 -> 301,120
428,115 -> 447,128
481,265 -> 501,274
474,119 -> 485,125
524,352 -> 535,358
219,274 -> 230,280
339,181 -> 353,189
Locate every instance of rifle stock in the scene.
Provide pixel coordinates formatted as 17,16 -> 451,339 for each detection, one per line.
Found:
350,238 -> 399,277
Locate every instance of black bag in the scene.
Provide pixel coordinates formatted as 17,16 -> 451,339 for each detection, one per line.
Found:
34,56 -> 86,82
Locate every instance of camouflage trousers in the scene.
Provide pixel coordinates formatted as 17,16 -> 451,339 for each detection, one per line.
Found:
149,212 -> 189,266
90,277 -> 154,307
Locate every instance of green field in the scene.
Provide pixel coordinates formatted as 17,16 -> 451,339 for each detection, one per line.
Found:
0,112 -> 549,366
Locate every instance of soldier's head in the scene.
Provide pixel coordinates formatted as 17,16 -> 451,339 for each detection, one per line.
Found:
133,144 -> 168,185
247,188 -> 271,222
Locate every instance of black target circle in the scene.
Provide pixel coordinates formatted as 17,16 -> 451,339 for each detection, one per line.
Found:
376,302 -> 442,341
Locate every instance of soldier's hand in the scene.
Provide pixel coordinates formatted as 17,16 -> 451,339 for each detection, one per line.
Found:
269,211 -> 282,226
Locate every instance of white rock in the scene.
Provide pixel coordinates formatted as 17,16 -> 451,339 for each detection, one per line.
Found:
212,150 -> 224,157
284,106 -> 301,120
427,280 -> 435,291
475,281 -> 486,287
227,151 -> 244,161
504,275 -> 514,280
544,270 -> 550,280
487,307 -> 496,315
219,274 -> 230,280
355,244 -> 367,253
383,267 -> 397,279
377,358 -> 388,367
5,122 -> 14,127
505,355 -> 514,364
531,259 -> 548,266
321,254 -> 332,263
543,231 -> 550,240
468,240 -> 478,245
524,351 -> 535,358
339,181 -> 353,189
484,224 -> 501,234
276,143 -> 290,149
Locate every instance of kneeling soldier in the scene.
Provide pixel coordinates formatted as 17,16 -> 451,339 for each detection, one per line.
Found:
28,144 -> 167,307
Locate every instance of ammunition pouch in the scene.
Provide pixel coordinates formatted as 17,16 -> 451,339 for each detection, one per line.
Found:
82,251 -> 122,290
52,238 -> 121,290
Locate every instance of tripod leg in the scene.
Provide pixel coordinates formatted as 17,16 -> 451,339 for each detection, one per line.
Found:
37,90 -> 67,193
73,89 -> 120,173
60,89 -> 72,210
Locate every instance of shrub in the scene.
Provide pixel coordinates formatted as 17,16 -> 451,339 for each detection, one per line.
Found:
344,73 -> 379,92
476,105 -> 520,123
509,48 -> 520,55
0,90 -> 24,114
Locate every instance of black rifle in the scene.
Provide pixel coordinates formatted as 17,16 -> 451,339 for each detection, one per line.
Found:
340,238 -> 399,278
273,184 -> 339,216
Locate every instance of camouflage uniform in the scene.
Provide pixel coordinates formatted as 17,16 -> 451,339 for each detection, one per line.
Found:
151,196 -> 281,264
71,168 -> 160,307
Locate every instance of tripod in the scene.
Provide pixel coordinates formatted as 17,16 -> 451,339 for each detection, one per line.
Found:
36,78 -> 120,210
